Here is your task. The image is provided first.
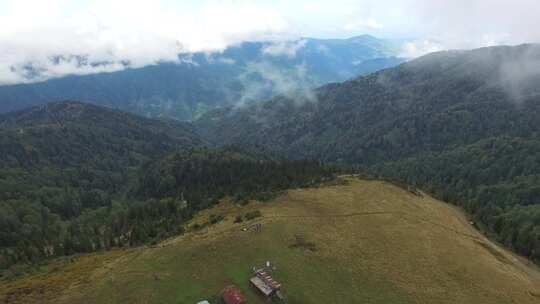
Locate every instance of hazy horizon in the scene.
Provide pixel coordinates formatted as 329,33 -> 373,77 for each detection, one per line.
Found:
1,0 -> 540,85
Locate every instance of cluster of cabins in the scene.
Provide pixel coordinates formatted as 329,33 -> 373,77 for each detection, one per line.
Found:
198,263 -> 283,304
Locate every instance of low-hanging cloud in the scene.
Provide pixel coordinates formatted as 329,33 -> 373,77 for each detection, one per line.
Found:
0,0 -> 294,85
1,0 -> 540,85
236,61 -> 318,107
400,40 -> 445,58
497,46 -> 540,101
391,0 -> 540,58
262,39 -> 308,58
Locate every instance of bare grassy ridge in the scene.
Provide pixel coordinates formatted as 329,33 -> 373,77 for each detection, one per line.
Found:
3,178 -> 540,303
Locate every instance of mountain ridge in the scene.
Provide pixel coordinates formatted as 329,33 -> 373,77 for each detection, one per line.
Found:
0,101 -> 338,270
195,43 -> 540,263
0,36 -> 404,120
3,177 -> 540,304
197,43 -> 540,159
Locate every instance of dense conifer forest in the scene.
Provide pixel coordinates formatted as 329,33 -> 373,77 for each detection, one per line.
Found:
0,102 -> 335,272
2,44 -> 540,273
197,44 -> 540,263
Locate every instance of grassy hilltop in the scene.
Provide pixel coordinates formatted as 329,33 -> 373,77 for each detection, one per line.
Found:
2,178 -> 540,304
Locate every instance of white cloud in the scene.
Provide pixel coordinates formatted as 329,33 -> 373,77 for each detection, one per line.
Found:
400,40 -> 444,58
1,0 -> 540,85
262,40 -> 307,58
237,61 -> 317,106
219,58 -> 237,65
0,0 -> 294,85
392,0 -> 540,49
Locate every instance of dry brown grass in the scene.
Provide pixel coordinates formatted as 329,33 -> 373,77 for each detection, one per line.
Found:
0,251 -> 126,304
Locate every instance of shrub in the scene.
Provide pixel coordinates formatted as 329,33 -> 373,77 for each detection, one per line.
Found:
234,215 -> 244,223
244,210 -> 262,221
209,214 -> 224,225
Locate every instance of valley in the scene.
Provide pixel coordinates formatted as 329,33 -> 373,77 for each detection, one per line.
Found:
1,26 -> 540,303
0,36 -> 403,120
197,44 -> 540,265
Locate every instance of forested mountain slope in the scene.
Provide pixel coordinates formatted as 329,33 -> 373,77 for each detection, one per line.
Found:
0,101 -> 202,202
0,104 -> 334,270
4,178 -> 540,304
0,36 -> 403,120
0,101 -> 202,268
198,44 -> 540,162
196,44 -> 540,262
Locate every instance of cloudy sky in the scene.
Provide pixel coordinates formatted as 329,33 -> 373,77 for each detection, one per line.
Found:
1,0 -> 539,84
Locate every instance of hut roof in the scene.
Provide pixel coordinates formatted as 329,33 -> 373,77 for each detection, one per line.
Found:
222,285 -> 247,304
256,270 -> 282,290
250,276 -> 274,296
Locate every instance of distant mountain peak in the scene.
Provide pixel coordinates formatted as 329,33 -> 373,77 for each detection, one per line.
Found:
0,35 -> 403,120
346,34 -> 380,41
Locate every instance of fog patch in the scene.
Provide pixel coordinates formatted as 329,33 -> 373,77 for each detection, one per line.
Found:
262,39 -> 307,58
4,56 -> 130,85
316,44 -> 330,55
498,50 -> 540,101
236,61 -> 318,107
400,39 -> 444,58
218,57 -> 236,65
500,60 -> 540,97
178,53 -> 200,66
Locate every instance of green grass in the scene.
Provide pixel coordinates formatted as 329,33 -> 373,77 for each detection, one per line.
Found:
4,178 -> 540,304
83,223 -> 407,304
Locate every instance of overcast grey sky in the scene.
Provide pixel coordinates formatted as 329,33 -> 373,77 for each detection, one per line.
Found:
1,0 -> 539,84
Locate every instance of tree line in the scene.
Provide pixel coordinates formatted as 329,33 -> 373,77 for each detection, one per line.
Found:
0,145 -> 335,272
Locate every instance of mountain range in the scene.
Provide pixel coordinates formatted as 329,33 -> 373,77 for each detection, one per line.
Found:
1,43 -> 540,275
196,43 -> 540,262
0,101 -> 333,270
197,44 -> 540,162
0,35 -> 403,120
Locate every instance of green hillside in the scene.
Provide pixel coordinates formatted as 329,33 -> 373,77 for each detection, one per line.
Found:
3,178 -> 540,304
0,104 -> 334,271
0,101 -> 203,269
0,36 -> 403,120
196,44 -> 540,263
